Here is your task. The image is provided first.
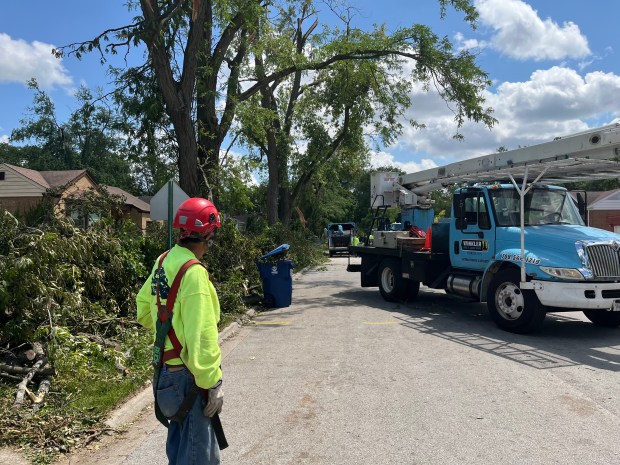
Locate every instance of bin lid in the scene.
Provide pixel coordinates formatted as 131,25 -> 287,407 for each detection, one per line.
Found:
259,243 -> 290,260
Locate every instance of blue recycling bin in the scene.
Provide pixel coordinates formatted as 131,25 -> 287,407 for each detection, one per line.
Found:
256,244 -> 293,308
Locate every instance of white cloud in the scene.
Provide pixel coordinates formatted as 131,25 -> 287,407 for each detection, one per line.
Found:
473,0 -> 590,61
370,150 -> 437,173
391,66 -> 620,165
489,67 -> 620,133
0,33 -> 73,90
0,134 -> 8,144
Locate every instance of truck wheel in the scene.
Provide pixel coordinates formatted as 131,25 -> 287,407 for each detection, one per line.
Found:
408,280 -> 421,301
487,269 -> 546,333
378,258 -> 407,302
583,310 -> 620,327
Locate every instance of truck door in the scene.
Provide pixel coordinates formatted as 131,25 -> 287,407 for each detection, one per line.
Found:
450,189 -> 495,271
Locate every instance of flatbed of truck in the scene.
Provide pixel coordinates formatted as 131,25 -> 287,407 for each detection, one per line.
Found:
348,245 -> 451,288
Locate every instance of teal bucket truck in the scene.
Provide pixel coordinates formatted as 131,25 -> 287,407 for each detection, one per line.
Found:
349,123 -> 620,333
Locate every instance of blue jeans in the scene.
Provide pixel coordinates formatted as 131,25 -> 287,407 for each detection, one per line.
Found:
156,366 -> 220,465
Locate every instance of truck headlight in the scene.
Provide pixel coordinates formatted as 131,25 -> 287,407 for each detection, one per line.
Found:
539,266 -> 584,280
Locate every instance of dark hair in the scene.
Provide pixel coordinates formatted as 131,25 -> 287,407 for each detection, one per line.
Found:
178,229 -> 203,245
179,236 -> 202,245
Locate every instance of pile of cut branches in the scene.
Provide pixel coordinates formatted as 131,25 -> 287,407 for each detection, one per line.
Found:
0,343 -> 55,414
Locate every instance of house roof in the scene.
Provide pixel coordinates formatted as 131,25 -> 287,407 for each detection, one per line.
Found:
588,188 -> 620,211
2,163 -> 148,213
104,186 -> 150,213
3,163 -> 90,189
40,169 -> 89,188
3,163 -> 50,188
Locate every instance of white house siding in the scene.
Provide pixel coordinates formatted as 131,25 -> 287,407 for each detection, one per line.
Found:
588,190 -> 620,211
0,165 -> 46,197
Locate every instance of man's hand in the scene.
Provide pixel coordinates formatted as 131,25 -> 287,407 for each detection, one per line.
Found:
203,381 -> 224,417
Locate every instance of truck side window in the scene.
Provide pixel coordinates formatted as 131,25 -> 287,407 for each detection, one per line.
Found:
464,196 -> 477,225
479,196 -> 491,230
464,193 -> 491,230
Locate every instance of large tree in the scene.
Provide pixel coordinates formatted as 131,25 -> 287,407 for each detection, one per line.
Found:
9,81 -> 137,192
237,2 -> 495,224
57,0 -> 494,213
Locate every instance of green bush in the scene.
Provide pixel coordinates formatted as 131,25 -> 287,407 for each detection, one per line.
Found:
0,211 -> 146,345
0,208 -> 152,463
254,222 -> 325,270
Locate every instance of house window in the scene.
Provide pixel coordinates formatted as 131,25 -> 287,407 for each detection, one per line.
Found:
0,172 -> 5,180
66,200 -> 101,229
69,209 -> 101,229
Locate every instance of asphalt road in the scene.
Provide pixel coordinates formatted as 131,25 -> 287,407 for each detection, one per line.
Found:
57,256 -> 620,465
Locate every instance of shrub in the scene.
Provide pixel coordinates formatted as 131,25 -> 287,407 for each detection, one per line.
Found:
0,211 -> 146,346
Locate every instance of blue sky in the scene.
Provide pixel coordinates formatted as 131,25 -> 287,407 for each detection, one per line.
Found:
1,0 -> 619,176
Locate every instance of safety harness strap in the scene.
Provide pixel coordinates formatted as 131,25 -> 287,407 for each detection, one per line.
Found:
152,251 -> 202,428
157,255 -> 203,364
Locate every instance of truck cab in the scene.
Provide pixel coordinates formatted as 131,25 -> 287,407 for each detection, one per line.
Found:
450,183 -> 585,272
448,183 -> 620,331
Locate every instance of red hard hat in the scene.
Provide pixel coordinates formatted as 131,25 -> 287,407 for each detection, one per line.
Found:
173,198 -> 221,238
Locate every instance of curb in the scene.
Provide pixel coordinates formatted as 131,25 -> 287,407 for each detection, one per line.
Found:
105,308 -> 256,430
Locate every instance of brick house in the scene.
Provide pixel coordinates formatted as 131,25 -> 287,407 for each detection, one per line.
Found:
104,186 -> 151,231
0,163 -> 150,230
586,189 -> 620,233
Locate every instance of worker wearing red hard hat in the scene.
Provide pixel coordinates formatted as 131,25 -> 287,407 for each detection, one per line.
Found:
137,197 -> 226,464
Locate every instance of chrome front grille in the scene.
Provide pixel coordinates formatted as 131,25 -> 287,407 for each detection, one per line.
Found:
586,243 -> 620,278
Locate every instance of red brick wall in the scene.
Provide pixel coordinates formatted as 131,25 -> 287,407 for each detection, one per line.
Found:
588,210 -> 620,232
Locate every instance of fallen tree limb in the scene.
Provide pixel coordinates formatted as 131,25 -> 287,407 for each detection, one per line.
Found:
0,371 -> 23,381
30,376 -> 52,413
77,332 -> 122,351
10,357 -> 46,411
0,364 -> 56,377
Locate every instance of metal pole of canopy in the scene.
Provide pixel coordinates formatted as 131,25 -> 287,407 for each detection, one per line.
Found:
508,166 -> 548,286
167,180 -> 173,250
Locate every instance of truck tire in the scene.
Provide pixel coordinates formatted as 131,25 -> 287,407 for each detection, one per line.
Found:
408,280 -> 421,301
487,269 -> 546,333
378,258 -> 408,302
583,310 -> 620,327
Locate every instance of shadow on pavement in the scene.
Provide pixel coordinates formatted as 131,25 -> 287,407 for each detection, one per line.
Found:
293,283 -> 620,373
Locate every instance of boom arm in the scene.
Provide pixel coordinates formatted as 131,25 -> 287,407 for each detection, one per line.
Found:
401,123 -> 620,194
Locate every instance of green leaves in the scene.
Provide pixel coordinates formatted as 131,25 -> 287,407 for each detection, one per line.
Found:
8,81 -> 138,193
0,207 -> 145,345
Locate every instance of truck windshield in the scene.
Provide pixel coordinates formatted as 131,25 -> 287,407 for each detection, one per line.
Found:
489,187 -> 584,227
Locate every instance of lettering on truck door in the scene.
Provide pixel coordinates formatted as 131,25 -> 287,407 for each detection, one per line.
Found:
450,190 -> 495,271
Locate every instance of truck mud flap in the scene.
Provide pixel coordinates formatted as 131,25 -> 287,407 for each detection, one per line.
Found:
347,264 -> 362,272
361,260 -> 379,287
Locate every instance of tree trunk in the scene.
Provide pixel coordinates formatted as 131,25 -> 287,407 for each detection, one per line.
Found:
266,129 -> 279,225
140,0 -> 208,198
278,186 -> 290,225
172,116 -> 200,197
278,149 -> 291,225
